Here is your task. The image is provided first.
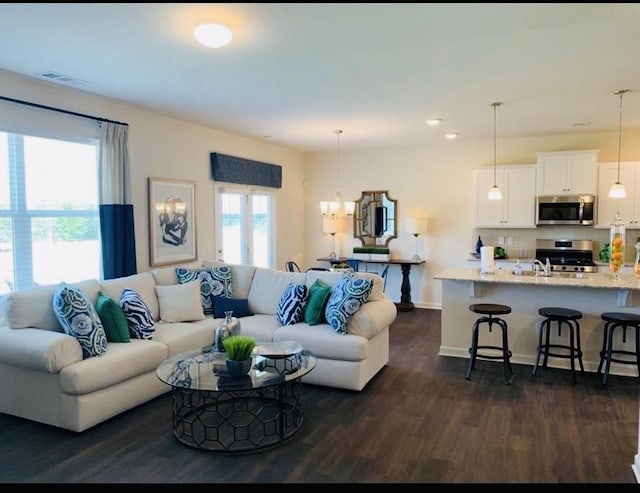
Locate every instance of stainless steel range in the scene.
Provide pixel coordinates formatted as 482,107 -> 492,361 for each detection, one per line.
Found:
535,239 -> 597,273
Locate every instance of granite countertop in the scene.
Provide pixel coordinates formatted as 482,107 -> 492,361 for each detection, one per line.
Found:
435,267 -> 640,290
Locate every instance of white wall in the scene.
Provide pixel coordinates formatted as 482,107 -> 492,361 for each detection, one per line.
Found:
304,130 -> 640,309
4,69 -> 640,311
0,70 -> 307,273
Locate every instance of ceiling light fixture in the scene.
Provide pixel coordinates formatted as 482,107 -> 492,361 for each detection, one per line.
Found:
609,89 -> 630,199
488,102 -> 503,201
426,119 -> 443,127
444,133 -> 459,140
193,22 -> 233,48
320,130 -> 355,218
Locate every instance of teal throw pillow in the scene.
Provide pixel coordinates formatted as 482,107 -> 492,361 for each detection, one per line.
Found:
304,279 -> 331,325
53,283 -> 108,359
324,273 -> 373,334
176,266 -> 233,314
96,291 -> 130,343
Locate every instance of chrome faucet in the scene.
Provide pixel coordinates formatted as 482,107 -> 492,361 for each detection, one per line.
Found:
533,258 -> 551,276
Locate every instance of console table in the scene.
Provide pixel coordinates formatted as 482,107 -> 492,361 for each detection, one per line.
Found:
316,257 -> 425,312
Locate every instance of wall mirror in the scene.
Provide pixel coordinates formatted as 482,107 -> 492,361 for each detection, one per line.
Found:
353,190 -> 397,246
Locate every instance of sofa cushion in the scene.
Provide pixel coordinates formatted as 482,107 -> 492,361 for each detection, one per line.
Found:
153,318 -> 218,357
155,282 -> 205,323
276,283 -> 308,326
120,288 -> 155,340
150,261 -> 201,286
273,323 -> 369,362
95,291 -> 130,343
99,272 -> 159,322
59,339 -> 168,395
306,270 -> 384,302
5,279 -> 100,332
212,296 -> 253,319
304,279 -> 332,325
176,266 -> 233,314
202,260 -> 257,299
0,326 -> 83,372
248,268 -> 307,316
234,313 -> 283,343
325,274 -> 373,335
53,283 -> 108,359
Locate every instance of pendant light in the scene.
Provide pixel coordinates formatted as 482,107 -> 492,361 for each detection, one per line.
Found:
320,130 -> 355,217
487,102 -> 503,201
609,89 -> 630,199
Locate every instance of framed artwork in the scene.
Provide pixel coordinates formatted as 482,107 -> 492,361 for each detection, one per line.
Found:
148,178 -> 197,266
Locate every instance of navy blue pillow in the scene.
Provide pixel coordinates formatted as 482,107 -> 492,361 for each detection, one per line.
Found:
213,296 -> 254,319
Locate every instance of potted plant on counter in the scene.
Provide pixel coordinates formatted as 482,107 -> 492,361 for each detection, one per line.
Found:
223,335 -> 256,376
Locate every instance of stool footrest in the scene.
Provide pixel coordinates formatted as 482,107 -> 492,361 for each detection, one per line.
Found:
472,346 -> 513,361
539,344 -> 583,360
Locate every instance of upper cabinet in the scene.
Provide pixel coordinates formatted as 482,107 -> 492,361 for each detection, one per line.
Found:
473,165 -> 537,228
596,161 -> 640,229
536,150 -> 599,196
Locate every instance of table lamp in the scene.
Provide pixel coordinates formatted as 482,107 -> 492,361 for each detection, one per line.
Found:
404,217 -> 428,261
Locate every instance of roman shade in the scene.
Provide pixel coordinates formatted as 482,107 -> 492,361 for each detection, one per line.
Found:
210,152 -> 282,188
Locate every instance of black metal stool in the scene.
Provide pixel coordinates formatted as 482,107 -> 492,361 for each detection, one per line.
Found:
466,303 -> 513,385
597,312 -> 640,386
532,307 -> 584,384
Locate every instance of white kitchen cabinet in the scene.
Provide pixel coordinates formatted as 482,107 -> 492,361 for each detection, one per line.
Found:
537,150 -> 599,196
473,165 -> 536,228
596,161 -> 640,228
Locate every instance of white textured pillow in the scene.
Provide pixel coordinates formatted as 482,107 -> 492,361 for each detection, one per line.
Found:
155,281 -> 205,323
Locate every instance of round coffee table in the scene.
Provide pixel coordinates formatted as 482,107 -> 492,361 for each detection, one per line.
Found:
156,342 -> 316,453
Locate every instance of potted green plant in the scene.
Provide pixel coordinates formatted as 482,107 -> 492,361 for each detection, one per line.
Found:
222,335 -> 256,376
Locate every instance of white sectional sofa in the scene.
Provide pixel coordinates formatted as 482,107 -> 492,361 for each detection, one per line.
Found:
0,261 -> 396,432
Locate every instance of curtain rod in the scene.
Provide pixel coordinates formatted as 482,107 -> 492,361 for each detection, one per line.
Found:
0,95 -> 129,126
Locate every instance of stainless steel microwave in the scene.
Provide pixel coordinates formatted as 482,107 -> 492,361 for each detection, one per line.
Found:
536,195 -> 596,226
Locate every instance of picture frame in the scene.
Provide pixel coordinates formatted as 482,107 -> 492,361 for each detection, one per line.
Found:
148,177 -> 197,266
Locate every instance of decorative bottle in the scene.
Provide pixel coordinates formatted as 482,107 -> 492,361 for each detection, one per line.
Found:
215,310 -> 242,352
609,212 -> 625,279
475,236 -> 483,255
634,237 -> 640,279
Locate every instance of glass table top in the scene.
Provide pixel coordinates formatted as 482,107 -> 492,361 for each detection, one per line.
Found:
156,343 -> 316,392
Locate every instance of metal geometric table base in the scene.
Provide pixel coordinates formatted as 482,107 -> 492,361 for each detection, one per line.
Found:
171,378 -> 304,453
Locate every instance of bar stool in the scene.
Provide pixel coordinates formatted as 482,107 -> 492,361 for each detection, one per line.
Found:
532,307 -> 584,384
597,312 -> 640,386
466,303 -> 513,385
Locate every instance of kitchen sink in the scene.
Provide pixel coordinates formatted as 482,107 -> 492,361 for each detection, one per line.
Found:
511,270 -> 590,279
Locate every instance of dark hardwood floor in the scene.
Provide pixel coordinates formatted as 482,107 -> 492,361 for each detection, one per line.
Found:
1,308 -> 638,483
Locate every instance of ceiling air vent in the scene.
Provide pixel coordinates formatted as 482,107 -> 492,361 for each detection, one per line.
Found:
38,71 -> 92,86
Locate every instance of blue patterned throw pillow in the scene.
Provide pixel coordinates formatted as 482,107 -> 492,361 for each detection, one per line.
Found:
276,283 -> 309,326
176,266 -> 233,314
53,283 -> 107,359
325,274 -> 373,334
120,288 -> 155,340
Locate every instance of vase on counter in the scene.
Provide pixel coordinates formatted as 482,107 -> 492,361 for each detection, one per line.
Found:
475,236 -> 483,256
609,212 -> 625,279
634,238 -> 640,279
214,310 -> 241,352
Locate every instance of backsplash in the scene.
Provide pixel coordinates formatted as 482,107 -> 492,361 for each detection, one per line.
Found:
473,226 -> 640,263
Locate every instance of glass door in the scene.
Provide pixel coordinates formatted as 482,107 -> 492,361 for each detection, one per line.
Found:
216,185 -> 275,268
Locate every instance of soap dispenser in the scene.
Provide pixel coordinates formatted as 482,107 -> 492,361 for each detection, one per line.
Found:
634,237 -> 640,278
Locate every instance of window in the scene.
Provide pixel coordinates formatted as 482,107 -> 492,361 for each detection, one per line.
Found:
0,131 -> 100,293
216,185 -> 275,268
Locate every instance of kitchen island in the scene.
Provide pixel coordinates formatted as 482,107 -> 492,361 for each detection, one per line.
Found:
434,267 -> 640,376
435,267 -> 640,483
